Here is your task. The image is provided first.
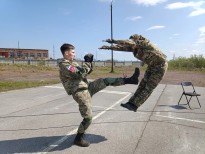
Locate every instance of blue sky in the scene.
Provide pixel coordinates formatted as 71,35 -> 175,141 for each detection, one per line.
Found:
0,0 -> 205,61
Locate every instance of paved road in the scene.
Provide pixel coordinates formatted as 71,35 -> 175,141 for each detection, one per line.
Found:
0,83 -> 205,154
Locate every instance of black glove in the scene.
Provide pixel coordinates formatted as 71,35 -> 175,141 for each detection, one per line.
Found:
84,53 -> 94,62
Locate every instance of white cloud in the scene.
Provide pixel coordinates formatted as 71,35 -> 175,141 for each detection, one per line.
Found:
189,8 -> 205,16
195,37 -> 205,44
190,49 -> 204,55
125,16 -> 142,21
98,0 -> 112,3
194,26 -> 205,45
131,0 -> 166,6
166,1 -> 205,17
169,33 -> 180,39
166,2 -> 197,9
199,26 -> 205,36
173,33 -> 180,36
146,25 -> 165,31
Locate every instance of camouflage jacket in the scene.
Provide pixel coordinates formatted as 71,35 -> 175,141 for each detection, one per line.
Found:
100,35 -> 167,66
59,59 -> 93,95
133,39 -> 167,66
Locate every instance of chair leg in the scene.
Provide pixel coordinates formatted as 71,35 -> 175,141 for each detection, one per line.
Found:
185,95 -> 192,109
196,96 -> 201,108
188,96 -> 192,104
178,94 -> 183,105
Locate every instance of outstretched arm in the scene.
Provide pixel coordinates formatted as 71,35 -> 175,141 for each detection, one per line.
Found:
104,39 -> 136,46
99,45 -> 133,52
99,39 -> 138,52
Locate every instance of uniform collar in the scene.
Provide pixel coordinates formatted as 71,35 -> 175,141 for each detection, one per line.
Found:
63,59 -> 73,63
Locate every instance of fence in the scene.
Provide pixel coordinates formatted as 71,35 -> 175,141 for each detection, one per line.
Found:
0,59 -> 57,67
0,59 -> 142,67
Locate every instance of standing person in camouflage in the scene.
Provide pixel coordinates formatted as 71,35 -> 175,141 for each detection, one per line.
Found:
59,43 -> 140,147
99,34 -> 168,112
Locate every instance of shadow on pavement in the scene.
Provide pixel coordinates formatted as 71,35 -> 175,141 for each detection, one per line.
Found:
0,134 -> 107,153
158,104 -> 201,110
1,118 -> 204,153
158,104 -> 188,110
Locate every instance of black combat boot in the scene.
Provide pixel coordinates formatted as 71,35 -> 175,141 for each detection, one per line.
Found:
121,102 -> 138,112
74,133 -> 90,147
124,67 -> 140,84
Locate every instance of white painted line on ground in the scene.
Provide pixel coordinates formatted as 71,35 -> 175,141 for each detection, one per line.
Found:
155,115 -> 205,124
44,85 -> 64,89
92,93 -> 131,120
92,105 -> 113,109
36,91 -> 131,154
44,86 -> 130,95
100,90 -> 130,95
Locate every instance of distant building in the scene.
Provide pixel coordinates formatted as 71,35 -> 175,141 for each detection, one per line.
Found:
0,48 -> 49,60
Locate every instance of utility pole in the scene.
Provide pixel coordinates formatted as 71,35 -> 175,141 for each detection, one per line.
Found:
53,45 -> 55,59
110,0 -> 114,73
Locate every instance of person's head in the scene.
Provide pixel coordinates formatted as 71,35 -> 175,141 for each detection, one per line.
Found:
129,34 -> 146,42
60,43 -> 75,61
129,34 -> 150,47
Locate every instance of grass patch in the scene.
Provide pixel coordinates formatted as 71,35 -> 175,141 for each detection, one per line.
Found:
168,55 -> 205,72
0,80 -> 60,92
0,63 -> 58,71
1,61 -> 205,92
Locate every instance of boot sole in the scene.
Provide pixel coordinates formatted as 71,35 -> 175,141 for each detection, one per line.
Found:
120,103 -> 137,112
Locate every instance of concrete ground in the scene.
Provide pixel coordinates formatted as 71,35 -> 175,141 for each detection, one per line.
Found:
0,83 -> 204,154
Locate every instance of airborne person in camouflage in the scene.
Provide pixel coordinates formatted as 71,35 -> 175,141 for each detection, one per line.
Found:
59,43 -> 140,147
99,34 -> 168,112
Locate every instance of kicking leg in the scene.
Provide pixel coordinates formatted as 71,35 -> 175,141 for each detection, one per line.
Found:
88,67 -> 140,97
88,78 -> 124,97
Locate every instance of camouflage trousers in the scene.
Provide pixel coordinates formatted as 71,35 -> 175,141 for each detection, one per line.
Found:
129,62 -> 168,107
72,77 -> 124,133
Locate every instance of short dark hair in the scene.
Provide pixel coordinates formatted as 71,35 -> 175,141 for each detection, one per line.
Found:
60,43 -> 75,55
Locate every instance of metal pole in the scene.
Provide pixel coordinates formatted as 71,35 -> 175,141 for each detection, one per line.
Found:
110,0 -> 114,73
53,45 -> 55,59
